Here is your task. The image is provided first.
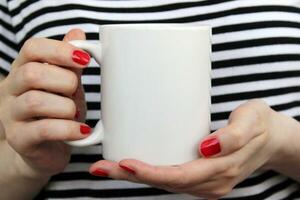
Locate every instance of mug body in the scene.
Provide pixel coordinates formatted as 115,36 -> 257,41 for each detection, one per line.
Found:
100,24 -> 211,165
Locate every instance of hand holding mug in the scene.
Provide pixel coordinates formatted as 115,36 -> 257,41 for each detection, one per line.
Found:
0,29 -> 90,180
90,99 -> 288,199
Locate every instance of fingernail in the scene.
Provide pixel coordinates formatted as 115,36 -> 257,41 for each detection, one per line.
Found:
72,50 -> 90,66
75,108 -> 80,120
200,137 -> 221,157
80,124 -> 91,135
119,164 -> 135,174
91,169 -> 108,177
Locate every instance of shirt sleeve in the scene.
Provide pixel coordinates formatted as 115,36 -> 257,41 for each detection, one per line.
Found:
0,0 -> 18,76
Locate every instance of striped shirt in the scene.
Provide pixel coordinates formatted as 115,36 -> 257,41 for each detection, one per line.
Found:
1,0 -> 300,199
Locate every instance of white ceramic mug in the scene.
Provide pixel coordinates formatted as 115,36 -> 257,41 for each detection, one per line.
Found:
68,24 -> 211,165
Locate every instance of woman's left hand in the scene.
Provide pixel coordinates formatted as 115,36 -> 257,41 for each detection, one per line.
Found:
89,99 -> 285,199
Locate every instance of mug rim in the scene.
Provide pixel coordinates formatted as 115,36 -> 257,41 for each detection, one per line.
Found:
99,23 -> 211,30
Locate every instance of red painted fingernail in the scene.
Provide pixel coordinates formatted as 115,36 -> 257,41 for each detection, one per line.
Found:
80,124 -> 91,135
72,50 -> 90,66
91,169 -> 108,177
119,164 -> 135,174
200,137 -> 221,157
75,108 -> 80,120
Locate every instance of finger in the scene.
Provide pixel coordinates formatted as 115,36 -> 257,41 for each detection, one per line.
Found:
89,160 -> 140,182
89,158 -> 238,199
112,158 -> 229,189
62,29 -> 87,122
63,28 -> 86,42
12,37 -> 90,69
63,29 -> 85,85
199,100 -> 269,158
10,62 -> 78,96
14,90 -> 76,120
7,119 -> 91,153
228,132 -> 268,178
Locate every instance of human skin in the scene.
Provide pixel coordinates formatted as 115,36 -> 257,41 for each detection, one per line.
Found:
0,29 -> 89,200
0,28 -> 299,200
90,100 -> 300,199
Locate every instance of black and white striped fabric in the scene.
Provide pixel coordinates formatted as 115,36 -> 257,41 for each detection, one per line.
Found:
1,0 -> 300,199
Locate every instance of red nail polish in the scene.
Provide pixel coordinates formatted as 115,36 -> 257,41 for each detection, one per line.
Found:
72,50 -> 90,65
119,164 -> 135,174
75,108 -> 80,120
200,137 -> 221,157
91,169 -> 108,177
80,124 -> 91,135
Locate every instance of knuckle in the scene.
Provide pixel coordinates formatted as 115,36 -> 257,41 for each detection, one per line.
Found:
23,90 -> 43,111
67,71 -> 78,93
244,102 -> 263,117
224,166 -> 241,179
229,127 -> 243,149
248,99 -> 270,120
38,120 -> 52,140
230,99 -> 270,136
22,38 -> 40,60
65,98 -> 76,118
21,63 -> 42,86
38,123 -> 51,140
248,99 -> 268,108
233,99 -> 269,121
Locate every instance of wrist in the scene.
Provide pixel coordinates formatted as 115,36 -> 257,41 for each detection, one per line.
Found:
0,141 -> 49,200
3,141 -> 51,184
263,110 -> 299,171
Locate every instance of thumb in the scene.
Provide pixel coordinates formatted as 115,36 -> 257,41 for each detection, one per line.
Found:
62,29 -> 88,123
63,28 -> 86,42
63,28 -> 87,72
199,100 -> 268,158
62,28 -> 87,93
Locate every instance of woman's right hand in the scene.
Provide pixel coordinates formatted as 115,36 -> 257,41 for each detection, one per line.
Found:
0,29 -> 91,180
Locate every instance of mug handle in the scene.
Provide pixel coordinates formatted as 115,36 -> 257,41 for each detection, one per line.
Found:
65,40 -> 104,146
